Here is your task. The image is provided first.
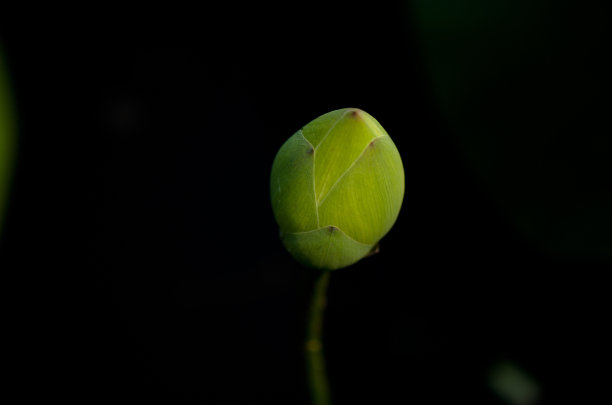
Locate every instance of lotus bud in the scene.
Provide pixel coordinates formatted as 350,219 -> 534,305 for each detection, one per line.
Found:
270,108 -> 404,270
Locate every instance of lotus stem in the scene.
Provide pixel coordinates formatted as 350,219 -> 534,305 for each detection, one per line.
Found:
306,270 -> 332,405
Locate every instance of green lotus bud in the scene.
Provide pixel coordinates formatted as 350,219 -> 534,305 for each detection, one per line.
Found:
270,108 -> 404,270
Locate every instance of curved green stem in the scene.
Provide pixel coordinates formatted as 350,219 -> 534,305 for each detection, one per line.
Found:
306,270 -> 331,405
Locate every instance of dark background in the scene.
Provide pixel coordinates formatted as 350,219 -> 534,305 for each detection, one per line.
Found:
1,1 -> 610,404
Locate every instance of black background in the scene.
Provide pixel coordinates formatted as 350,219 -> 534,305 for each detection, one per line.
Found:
1,2 -> 610,404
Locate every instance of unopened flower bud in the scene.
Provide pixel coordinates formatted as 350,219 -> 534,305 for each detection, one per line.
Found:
270,108 -> 404,270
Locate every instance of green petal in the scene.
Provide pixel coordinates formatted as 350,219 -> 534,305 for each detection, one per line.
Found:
281,226 -> 374,270
359,112 -> 389,138
270,131 -> 318,233
301,109 -> 347,148
318,136 -> 404,245
313,109 -> 380,202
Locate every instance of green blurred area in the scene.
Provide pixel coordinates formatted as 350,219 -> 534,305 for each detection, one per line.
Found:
489,361 -> 540,405
0,44 -> 16,234
411,0 -> 611,259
